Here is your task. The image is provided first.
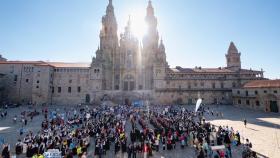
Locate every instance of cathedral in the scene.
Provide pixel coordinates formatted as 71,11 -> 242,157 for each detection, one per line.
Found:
0,0 -> 265,106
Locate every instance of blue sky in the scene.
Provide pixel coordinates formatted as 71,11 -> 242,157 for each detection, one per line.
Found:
0,0 -> 279,79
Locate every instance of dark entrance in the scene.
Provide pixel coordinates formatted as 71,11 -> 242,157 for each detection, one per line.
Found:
177,98 -> 183,105
124,98 -> 131,106
85,94 -> 90,103
270,101 -> 279,113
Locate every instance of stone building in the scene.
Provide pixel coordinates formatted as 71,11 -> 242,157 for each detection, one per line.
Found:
0,0 -> 265,106
0,73 -> 6,103
232,80 -> 280,113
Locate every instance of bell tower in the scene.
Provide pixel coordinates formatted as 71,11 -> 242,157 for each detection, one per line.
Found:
226,42 -> 241,71
142,0 -> 160,90
99,0 -> 118,51
143,0 -> 159,50
92,0 -> 120,90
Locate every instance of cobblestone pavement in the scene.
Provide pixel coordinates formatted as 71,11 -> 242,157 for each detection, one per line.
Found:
0,104 -> 279,158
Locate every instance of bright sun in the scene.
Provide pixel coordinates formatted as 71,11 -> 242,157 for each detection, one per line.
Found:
130,11 -> 148,40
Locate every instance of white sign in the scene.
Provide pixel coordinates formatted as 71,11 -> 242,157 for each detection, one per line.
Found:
44,149 -> 61,158
211,145 -> 225,150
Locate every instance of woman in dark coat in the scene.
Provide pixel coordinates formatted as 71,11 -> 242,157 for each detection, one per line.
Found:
26,144 -> 34,157
1,145 -> 10,158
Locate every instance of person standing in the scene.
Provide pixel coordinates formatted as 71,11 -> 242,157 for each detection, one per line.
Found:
127,144 -> 132,158
243,119 -> 247,128
1,144 -> 10,158
132,143 -> 137,158
162,136 -> 166,150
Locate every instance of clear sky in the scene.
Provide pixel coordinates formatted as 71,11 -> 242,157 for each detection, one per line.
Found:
0,0 -> 279,79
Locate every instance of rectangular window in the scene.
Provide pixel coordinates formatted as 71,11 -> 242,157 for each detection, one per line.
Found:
37,80 -> 40,83
264,90 -> 267,93
124,81 -> 128,91
26,79 -> 29,83
246,91 -> 249,96
246,100 -> 250,105
14,75 -> 18,82
237,90 -> 240,94
221,82 -> 224,88
255,91 -> 258,95
188,83 -> 191,89
52,87 -> 54,93
77,86 -> 81,93
232,82 -> 236,88
58,87 -> 61,93
129,81 -> 134,91
274,90 -> 278,94
115,85 -> 119,90
138,85 -> 143,90
212,83 -> 216,89
36,85 -> 39,89
238,99 -> 241,104
68,87 -> 71,93
200,82 -> 204,87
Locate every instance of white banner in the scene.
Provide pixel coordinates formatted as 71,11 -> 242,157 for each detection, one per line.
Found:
44,149 -> 61,158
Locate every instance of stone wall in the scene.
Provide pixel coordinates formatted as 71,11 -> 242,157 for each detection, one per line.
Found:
232,87 -> 280,113
153,91 -> 232,105
32,65 -> 53,105
50,67 -> 91,105
0,63 -> 34,103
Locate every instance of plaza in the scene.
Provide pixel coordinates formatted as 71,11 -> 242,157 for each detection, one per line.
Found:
0,0 -> 279,158
0,104 -> 279,158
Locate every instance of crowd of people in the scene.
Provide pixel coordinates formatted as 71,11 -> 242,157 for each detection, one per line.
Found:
0,103 -> 258,158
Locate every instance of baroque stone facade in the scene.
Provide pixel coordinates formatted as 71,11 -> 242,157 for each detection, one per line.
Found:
0,0 -> 265,106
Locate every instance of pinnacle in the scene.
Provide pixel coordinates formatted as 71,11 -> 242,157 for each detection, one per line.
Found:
228,41 -> 238,54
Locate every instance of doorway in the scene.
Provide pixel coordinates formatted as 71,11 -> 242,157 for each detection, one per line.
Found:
270,101 -> 279,113
124,98 -> 131,106
85,94 -> 90,103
